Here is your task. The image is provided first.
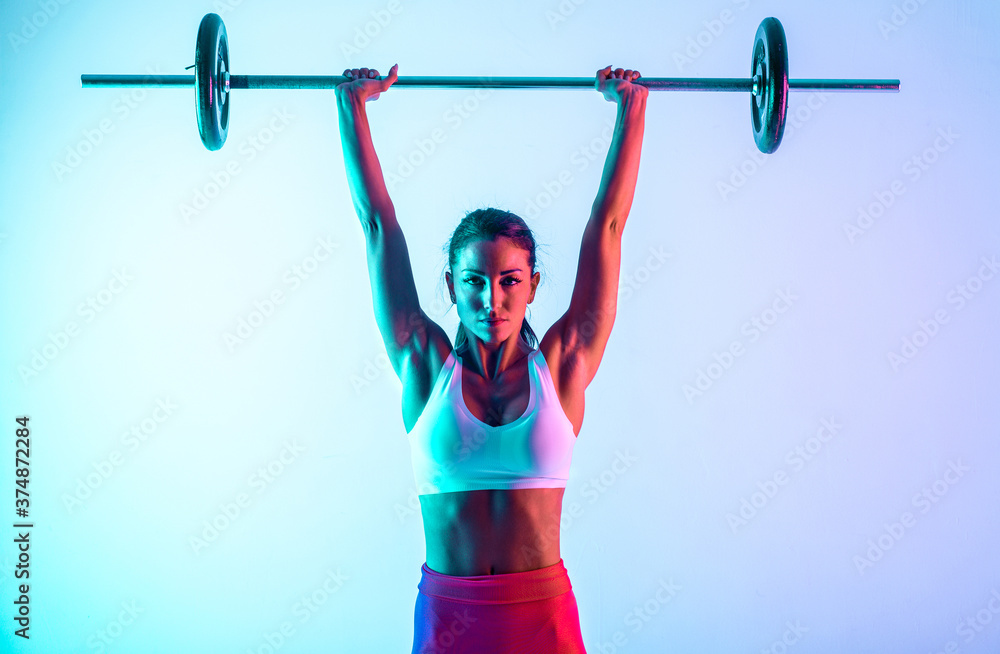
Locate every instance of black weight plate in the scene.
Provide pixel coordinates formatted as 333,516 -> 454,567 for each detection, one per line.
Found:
195,13 -> 230,151
750,17 -> 788,153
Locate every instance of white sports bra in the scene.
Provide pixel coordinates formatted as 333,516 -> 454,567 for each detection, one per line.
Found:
407,348 -> 577,496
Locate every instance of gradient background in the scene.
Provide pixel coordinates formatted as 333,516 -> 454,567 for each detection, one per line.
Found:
2,0 -> 999,652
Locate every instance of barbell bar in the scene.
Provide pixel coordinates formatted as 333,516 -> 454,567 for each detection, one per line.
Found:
80,13 -> 899,153
80,75 -> 900,92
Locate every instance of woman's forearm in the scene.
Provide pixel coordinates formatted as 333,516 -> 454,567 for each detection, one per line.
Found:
591,94 -> 647,234
337,92 -> 395,225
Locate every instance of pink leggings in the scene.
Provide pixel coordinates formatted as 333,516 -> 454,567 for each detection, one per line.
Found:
411,558 -> 587,653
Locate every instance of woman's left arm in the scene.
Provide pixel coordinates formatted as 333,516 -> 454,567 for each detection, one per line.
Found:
542,66 -> 647,391
591,65 -> 648,234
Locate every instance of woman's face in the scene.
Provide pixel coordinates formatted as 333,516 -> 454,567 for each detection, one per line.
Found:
447,238 -> 540,346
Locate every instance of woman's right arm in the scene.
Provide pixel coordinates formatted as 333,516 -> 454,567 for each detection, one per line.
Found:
335,66 -> 448,381
336,65 -> 397,226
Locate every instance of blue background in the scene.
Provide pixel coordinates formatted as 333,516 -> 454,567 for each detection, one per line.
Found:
1,0 -> 998,652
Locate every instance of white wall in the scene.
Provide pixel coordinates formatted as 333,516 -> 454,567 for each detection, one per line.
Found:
1,0 -> 998,651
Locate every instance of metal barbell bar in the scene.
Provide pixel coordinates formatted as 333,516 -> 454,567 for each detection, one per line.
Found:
81,74 -> 899,92
80,14 -> 899,153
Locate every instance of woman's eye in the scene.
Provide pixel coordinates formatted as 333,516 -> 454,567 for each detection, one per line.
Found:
464,277 -> 521,285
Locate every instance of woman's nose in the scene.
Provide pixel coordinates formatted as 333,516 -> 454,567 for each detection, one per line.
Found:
482,283 -> 501,310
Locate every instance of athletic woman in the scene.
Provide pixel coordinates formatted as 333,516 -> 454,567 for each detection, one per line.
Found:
336,62 -> 646,654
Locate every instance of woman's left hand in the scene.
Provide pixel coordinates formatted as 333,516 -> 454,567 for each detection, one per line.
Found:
595,65 -> 648,103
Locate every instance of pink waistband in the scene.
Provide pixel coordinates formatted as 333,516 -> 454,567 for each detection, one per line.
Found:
418,559 -> 572,604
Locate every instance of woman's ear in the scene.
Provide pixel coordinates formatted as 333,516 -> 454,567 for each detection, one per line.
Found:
445,270 -> 455,303
527,270 -> 541,303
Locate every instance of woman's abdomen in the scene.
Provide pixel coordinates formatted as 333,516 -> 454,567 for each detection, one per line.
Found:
419,487 -> 565,576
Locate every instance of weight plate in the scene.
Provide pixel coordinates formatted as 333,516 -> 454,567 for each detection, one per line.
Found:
195,13 -> 229,151
750,17 -> 788,153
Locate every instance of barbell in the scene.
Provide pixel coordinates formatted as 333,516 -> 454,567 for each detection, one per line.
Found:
80,13 -> 899,153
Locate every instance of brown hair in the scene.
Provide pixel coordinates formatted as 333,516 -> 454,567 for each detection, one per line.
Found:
443,207 -> 541,352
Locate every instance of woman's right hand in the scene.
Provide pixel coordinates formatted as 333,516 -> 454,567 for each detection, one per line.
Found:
336,64 -> 398,103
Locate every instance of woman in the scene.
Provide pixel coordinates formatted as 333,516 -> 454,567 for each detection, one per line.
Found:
336,62 -> 646,654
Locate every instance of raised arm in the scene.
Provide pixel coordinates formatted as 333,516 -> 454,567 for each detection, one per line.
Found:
336,65 -> 449,381
337,66 -> 397,223
590,66 -> 648,234
543,66 -> 648,389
